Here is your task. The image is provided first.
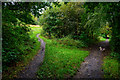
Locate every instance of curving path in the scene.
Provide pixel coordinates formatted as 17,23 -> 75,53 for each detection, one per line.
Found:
73,39 -> 110,78
17,34 -> 45,79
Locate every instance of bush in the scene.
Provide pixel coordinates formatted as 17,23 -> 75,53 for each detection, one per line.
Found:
72,32 -> 98,46
110,52 -> 120,60
39,3 -> 85,39
2,23 -> 36,68
39,3 -> 98,46
57,36 -> 87,48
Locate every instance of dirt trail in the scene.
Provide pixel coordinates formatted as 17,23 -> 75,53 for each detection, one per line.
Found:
17,34 -> 45,79
73,39 -> 110,78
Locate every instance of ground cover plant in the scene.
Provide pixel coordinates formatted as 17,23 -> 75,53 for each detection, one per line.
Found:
37,36 -> 89,78
102,56 -> 120,78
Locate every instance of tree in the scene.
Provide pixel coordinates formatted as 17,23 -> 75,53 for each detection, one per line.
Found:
83,2 -> 120,59
2,2 -> 51,68
2,2 -> 50,24
40,2 -> 85,38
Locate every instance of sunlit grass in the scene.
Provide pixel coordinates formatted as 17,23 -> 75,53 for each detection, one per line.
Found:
28,25 -> 42,36
37,36 -> 89,78
102,56 -> 120,78
23,25 -> 42,64
99,36 -> 110,42
100,37 -> 107,41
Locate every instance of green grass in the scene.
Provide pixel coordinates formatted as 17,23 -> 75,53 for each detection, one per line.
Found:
37,36 -> 89,78
23,25 -> 42,64
28,25 -> 42,37
57,36 -> 87,48
100,37 -> 107,41
102,56 -> 120,78
3,25 -> 42,79
99,36 -> 110,42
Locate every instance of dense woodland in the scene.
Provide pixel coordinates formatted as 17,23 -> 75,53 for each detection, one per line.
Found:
2,2 -> 120,79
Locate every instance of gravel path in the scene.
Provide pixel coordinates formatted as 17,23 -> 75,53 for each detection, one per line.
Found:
17,34 -> 45,79
73,39 -> 110,78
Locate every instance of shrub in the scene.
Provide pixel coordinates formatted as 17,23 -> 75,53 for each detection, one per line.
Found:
2,23 -> 36,68
57,36 -> 87,48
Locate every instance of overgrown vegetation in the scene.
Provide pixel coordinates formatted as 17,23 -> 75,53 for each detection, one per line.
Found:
102,56 -> 120,78
39,2 -> 120,78
2,2 -> 47,79
39,2 -> 98,46
2,2 -> 44,68
2,2 -> 120,79
2,26 -> 41,79
37,36 -> 89,78
57,36 -> 87,48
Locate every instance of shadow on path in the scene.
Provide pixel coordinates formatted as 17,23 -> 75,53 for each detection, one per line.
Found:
73,39 -> 110,78
17,34 -> 45,79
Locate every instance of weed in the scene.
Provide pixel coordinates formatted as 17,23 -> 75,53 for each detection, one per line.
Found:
102,56 -> 120,78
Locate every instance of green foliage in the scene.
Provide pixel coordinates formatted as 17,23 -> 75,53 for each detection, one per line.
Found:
102,56 -> 120,78
84,2 -> 120,78
2,2 -> 49,70
57,36 -> 87,48
83,2 -> 99,13
104,3 -> 120,58
100,22 -> 112,38
2,23 -> 35,67
2,9 -> 17,24
39,4 -> 64,38
39,2 -> 102,46
2,26 -> 41,79
18,12 -> 36,24
2,2 -> 120,78
110,52 -> 120,60
84,2 -> 120,57
2,7 -> 35,25
110,18 -> 120,58
39,2 -> 84,37
83,5 -> 107,37
2,2 -> 50,17
37,36 -> 89,78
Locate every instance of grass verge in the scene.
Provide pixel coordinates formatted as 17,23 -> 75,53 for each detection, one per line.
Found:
102,56 -> 120,78
2,25 -> 42,79
37,36 -> 89,78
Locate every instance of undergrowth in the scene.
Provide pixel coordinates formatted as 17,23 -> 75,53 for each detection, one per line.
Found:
57,36 -> 87,48
102,56 -> 120,78
2,25 -> 41,79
